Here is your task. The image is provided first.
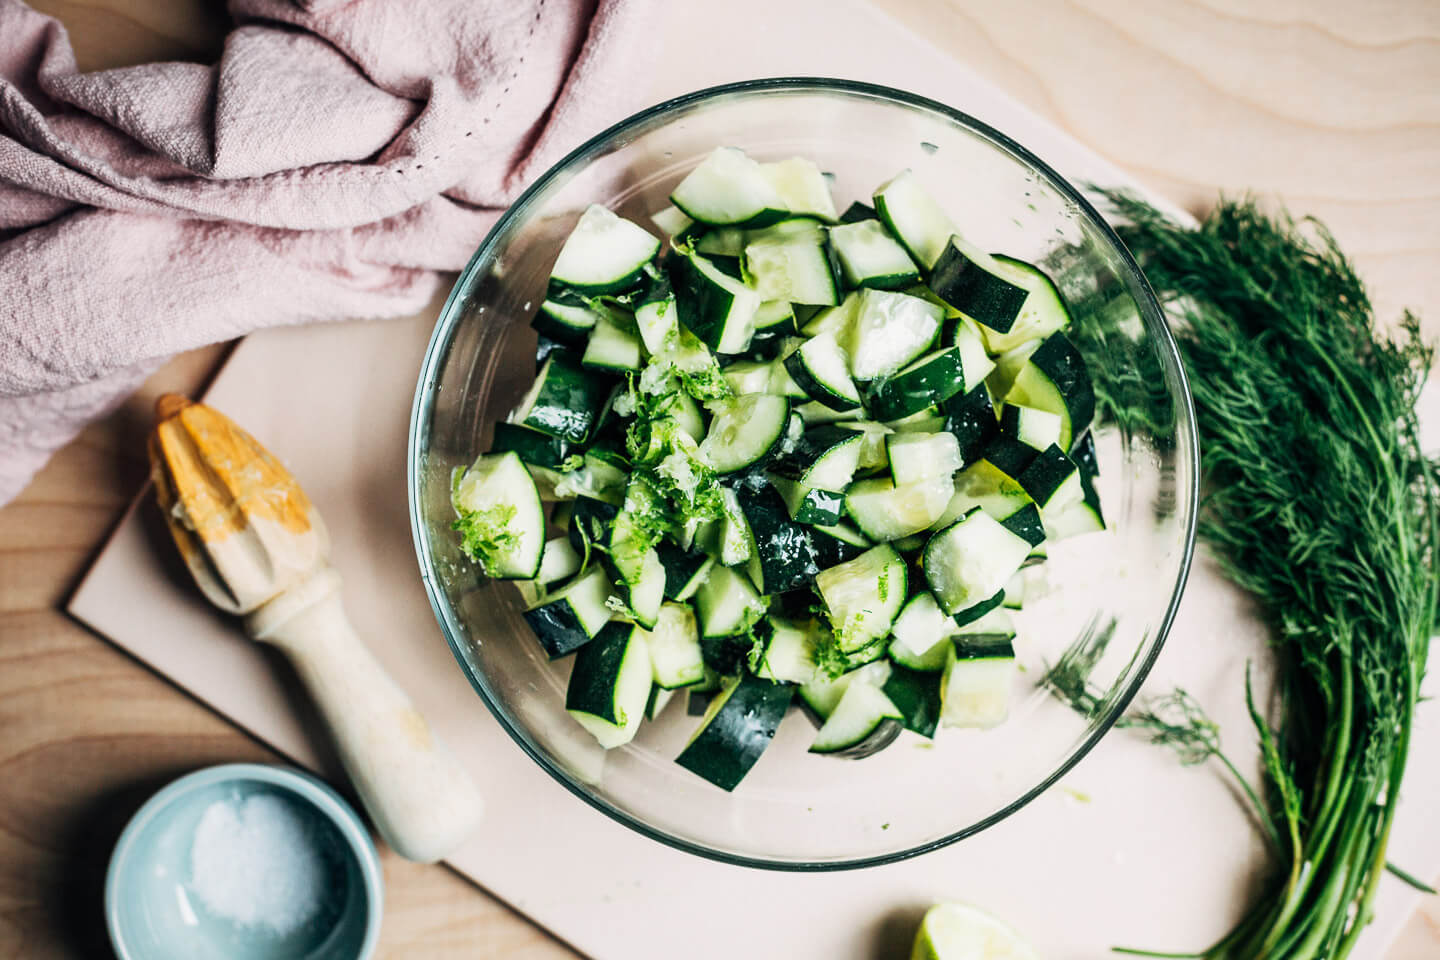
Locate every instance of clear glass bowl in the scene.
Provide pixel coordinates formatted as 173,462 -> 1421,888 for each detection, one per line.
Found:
408,78 -> 1198,870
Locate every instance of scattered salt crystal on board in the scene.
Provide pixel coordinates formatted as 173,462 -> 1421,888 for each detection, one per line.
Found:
189,792 -> 330,934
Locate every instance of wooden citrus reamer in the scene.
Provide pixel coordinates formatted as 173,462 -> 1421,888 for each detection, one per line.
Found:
149,394 -> 483,863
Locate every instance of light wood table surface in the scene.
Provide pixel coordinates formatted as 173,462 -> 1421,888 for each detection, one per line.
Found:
2,1 -> 1437,957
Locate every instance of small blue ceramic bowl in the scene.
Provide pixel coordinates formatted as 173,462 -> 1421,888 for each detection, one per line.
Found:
106,763 -> 382,960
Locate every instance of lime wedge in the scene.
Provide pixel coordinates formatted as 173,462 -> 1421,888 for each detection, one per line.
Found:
910,903 -> 1040,960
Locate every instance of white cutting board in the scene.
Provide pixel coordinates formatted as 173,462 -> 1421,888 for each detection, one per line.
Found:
69,1 -> 1440,957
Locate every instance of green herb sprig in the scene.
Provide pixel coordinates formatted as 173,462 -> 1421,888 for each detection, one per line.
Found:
1073,194 -> 1438,957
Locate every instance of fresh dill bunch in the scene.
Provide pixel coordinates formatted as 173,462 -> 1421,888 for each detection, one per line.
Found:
1086,192 -> 1439,958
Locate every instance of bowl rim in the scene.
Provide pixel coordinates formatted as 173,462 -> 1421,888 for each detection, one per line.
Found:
407,76 -> 1200,872
104,762 -> 383,960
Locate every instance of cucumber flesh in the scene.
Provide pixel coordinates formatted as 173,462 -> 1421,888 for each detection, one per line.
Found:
809,682 -> 902,754
451,452 -> 545,579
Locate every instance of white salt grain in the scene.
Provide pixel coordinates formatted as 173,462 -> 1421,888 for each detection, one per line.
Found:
189,793 -> 328,935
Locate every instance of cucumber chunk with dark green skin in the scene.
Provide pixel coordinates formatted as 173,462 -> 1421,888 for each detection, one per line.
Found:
510,351 -> 613,444
864,346 -> 971,421
668,252 -> 760,355
548,205 -> 661,299
768,426 -> 865,487
927,237 -> 1031,334
676,674 -> 794,791
734,479 -> 820,594
566,620 -> 652,748
490,422 -> 570,468
998,502 -> 1047,549
939,384 -> 999,465
566,621 -> 640,723
981,255 -> 1072,353
522,565 -> 614,658
770,476 -> 846,526
829,219 -> 920,292
1004,332 -> 1096,450
882,663 -> 944,738
656,540 -> 710,601
532,300 -> 600,345
809,683 -> 903,756
810,523 -> 871,568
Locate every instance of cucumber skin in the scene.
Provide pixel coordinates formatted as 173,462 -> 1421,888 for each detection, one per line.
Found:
840,201 -> 877,224
928,243 -> 1030,334
676,675 -> 794,791
864,348 -> 968,421
783,348 -> 859,412
520,351 -> 614,444
882,664 -> 943,738
736,480 -> 820,594
999,503 -> 1047,549
940,385 -> 1000,465
564,621 -> 635,720
811,526 -> 870,568
491,422 -> 570,468
951,589 -> 1006,627
522,599 -> 597,659
1026,333 -> 1097,447
667,254 -> 749,353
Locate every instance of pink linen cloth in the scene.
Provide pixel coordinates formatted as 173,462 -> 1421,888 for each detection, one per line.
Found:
0,0 -> 656,504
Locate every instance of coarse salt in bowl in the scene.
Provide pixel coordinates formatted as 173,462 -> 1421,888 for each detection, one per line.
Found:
105,763 -> 382,960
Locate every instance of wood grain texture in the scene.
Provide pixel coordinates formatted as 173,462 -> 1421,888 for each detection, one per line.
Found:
2,0 -> 1436,957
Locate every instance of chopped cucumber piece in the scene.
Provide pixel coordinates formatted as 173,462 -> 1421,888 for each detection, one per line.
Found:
882,663 -> 944,737
521,565 -> 614,658
830,218 -> 920,290
537,536 -> 582,584
981,255 -> 1072,353
566,621 -> 652,748
693,564 -> 764,638
815,544 -> 907,652
784,330 -> 862,410
549,204 -> 660,297
645,602 -> 706,689
873,169 -> 956,270
999,403 -> 1063,451
1003,332 -> 1095,450
508,351 -> 611,444
885,431 -> 963,485
452,452 -> 545,579
809,682 -> 902,754
533,299 -> 600,344
927,235 -> 1030,334
845,288 -> 944,381
744,231 -> 841,306
699,393 -> 790,473
581,307 -> 642,373
755,618 -> 818,685
669,252 -> 761,355
923,508 -> 1032,616
845,475 -> 952,542
670,147 -> 788,228
676,674 -> 793,791
760,156 -> 838,221
940,639 -> 1015,729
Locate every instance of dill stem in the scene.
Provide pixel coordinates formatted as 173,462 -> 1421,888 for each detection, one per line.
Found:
1336,670 -> 1419,954
1213,748 -> 1283,853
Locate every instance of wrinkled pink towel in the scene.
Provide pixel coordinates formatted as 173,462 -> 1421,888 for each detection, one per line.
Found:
0,0 -> 656,504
